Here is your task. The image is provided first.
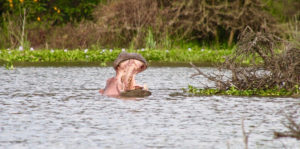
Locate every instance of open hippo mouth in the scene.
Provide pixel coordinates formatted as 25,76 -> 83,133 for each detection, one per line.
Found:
100,52 -> 150,97
114,52 -> 148,91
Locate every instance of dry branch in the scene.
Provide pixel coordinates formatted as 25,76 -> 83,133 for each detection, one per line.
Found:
191,27 -> 300,91
274,115 -> 300,140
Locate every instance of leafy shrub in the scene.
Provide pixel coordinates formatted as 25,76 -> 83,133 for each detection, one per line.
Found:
1,0 -> 101,25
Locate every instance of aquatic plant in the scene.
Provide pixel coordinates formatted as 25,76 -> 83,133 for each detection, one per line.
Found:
0,48 -> 232,66
4,61 -> 14,70
186,85 -> 300,97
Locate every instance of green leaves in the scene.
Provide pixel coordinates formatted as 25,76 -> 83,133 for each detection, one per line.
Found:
1,0 -> 101,25
4,61 -> 14,70
186,85 -> 300,97
0,48 -> 232,64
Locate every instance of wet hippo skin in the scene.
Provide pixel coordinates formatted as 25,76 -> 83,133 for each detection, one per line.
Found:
100,52 -> 150,97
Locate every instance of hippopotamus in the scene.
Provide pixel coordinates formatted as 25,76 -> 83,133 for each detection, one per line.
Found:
99,52 -> 151,97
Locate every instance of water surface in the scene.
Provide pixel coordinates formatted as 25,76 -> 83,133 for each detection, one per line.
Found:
0,67 -> 299,149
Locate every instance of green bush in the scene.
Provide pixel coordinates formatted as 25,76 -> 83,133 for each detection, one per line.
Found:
0,0 -> 102,26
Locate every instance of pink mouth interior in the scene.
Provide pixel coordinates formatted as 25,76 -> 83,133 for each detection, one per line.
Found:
116,59 -> 146,91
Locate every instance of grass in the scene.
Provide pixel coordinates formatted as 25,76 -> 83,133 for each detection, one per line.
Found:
186,85 -> 300,97
0,47 -> 232,67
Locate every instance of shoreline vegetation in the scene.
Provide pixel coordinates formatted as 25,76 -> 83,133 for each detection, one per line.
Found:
0,48 -> 232,67
185,85 -> 300,98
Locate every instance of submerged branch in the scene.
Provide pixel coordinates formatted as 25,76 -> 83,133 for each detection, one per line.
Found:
190,62 -> 228,90
274,115 -> 300,140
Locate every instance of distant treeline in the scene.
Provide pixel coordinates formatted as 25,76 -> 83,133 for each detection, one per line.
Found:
0,0 -> 299,49
0,0 -> 103,24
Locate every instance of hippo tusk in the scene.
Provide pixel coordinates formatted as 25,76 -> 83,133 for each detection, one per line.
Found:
143,84 -> 148,91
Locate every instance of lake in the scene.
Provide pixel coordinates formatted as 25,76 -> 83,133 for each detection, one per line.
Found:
0,66 -> 299,149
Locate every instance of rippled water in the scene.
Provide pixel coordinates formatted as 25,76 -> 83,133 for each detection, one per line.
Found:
0,67 -> 299,149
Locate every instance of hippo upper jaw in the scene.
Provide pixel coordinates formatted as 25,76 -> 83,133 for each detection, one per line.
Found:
113,52 -> 148,72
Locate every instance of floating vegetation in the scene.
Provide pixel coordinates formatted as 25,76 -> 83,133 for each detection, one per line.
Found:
0,48 -> 231,66
186,85 -> 300,97
4,61 -> 14,70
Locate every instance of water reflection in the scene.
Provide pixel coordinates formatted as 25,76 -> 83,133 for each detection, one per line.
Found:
0,67 -> 299,149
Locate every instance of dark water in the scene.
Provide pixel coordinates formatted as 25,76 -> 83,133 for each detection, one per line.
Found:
0,67 -> 299,149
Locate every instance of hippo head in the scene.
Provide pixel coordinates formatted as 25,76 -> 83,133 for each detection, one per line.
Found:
100,52 -> 148,97
113,52 -> 148,91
